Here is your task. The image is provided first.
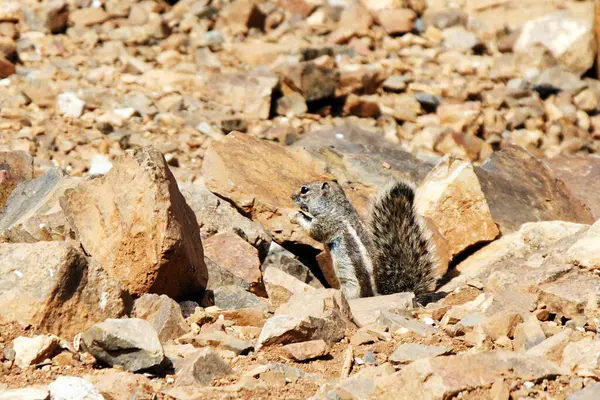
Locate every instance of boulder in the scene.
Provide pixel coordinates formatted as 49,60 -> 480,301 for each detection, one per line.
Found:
263,266 -> 314,309
80,318 -> 164,372
283,340 -> 329,361
474,145 -> 594,235
60,146 -> 207,298
174,347 -> 232,387
202,132 -> 328,246
0,241 -> 129,338
13,334 -> 61,369
48,377 -> 103,400
415,156 -> 498,259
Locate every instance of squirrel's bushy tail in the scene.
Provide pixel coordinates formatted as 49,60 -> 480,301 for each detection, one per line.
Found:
369,181 -> 438,298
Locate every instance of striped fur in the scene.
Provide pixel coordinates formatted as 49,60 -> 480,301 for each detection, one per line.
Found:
369,181 -> 438,298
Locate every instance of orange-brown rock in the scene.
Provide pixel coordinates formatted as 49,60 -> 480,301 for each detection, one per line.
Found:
61,146 -> 207,298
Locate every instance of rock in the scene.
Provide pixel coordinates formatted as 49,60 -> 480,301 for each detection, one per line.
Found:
212,285 -> 268,310
57,93 -> 85,119
179,182 -> 271,256
513,316 -> 546,352
377,9 -> 416,35
0,168 -> 81,243
218,308 -> 267,327
275,61 -> 339,101
88,155 -> 112,175
21,78 -> 57,107
375,351 -> 565,399
257,289 -> 353,349
174,347 -> 232,387
177,331 -> 254,355
263,266 -> 314,309
544,155 -> 600,220
132,294 -> 191,342
69,8 -> 109,27
538,269 -> 600,320
422,8 -> 468,30
568,382 -> 600,400
0,242 -> 129,338
526,329 -> 572,362
514,11 -> 594,76
383,75 -> 407,92
474,145 -> 594,234
533,66 -> 586,93
22,0 -> 69,34
481,311 -> 523,341
343,94 -> 381,118
218,0 -> 265,35
0,57 -> 15,78
0,387 -> 50,400
203,232 -> 262,294
561,337 -> 600,376
48,377 -> 103,400
261,242 -> 323,288
315,364 -> 395,400
348,292 -> 415,327
0,151 -> 34,210
13,335 -> 61,368
84,370 -> 160,400
283,340 -> 329,361
60,146 -> 207,298
202,132 -> 327,245
388,344 -> 451,364
443,26 -> 482,52
564,219 -> 600,271
378,311 -> 437,337
276,92 -> 308,117
80,318 -> 164,372
445,221 -> 587,290
415,156 -> 498,259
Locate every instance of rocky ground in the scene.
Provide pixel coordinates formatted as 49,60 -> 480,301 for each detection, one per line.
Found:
1,0 -> 600,399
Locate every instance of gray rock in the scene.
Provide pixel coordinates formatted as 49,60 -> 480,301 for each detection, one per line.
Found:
513,316 -> 546,352
212,284 -> 268,310
0,242 -> 130,338
206,258 -> 251,291
568,382 -> 600,400
179,182 -> 271,258
349,293 -> 415,327
244,362 -> 325,384
474,145 -> 594,234
80,318 -> 164,372
314,364 -> 394,400
122,92 -> 157,117
443,26 -> 482,52
174,347 -> 232,387
0,168 -> 81,243
132,294 -> 191,342
389,344 -> 452,364
532,66 -> 586,93
257,289 -> 354,349
48,377 -> 103,400
260,242 -> 323,289
377,311 -> 437,337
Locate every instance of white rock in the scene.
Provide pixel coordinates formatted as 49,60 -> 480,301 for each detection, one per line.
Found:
88,154 -> 113,175
0,387 -> 49,400
13,335 -> 60,369
57,93 -> 86,119
49,377 -> 103,400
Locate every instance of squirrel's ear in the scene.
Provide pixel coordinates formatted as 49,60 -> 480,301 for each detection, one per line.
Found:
320,181 -> 329,194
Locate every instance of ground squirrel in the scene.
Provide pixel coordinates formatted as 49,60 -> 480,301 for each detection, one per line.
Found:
291,180 -> 438,300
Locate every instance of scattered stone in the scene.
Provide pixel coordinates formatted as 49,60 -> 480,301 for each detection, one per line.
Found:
568,382 -> 600,400
133,294 -> 191,342
275,61 -> 339,102
80,318 -> 164,372
276,92 -> 308,117
378,311 -> 437,337
174,347 -> 232,387
513,316 -> 546,352
0,387 -> 50,400
263,266 -> 314,309
84,370 -> 160,400
203,232 -> 262,293
212,285 -> 269,310
443,26 -> 482,52
0,151 -> 34,210
177,331 -> 254,355
349,293 -> 415,327
61,146 -> 208,298
48,377 -> 103,400
561,337 -> 600,376
69,8 -> 109,27
377,9 -> 416,35
515,11 -> 594,76
283,340 -> 330,361
13,335 -> 61,369
388,344 -> 451,364
375,351 -> 565,399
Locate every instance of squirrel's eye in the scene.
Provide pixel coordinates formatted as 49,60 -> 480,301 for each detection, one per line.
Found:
300,186 -> 309,194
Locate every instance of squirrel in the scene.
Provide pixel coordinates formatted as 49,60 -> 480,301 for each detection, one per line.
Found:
290,180 -> 438,301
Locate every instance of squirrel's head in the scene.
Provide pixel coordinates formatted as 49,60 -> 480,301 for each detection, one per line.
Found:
291,180 -> 346,216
